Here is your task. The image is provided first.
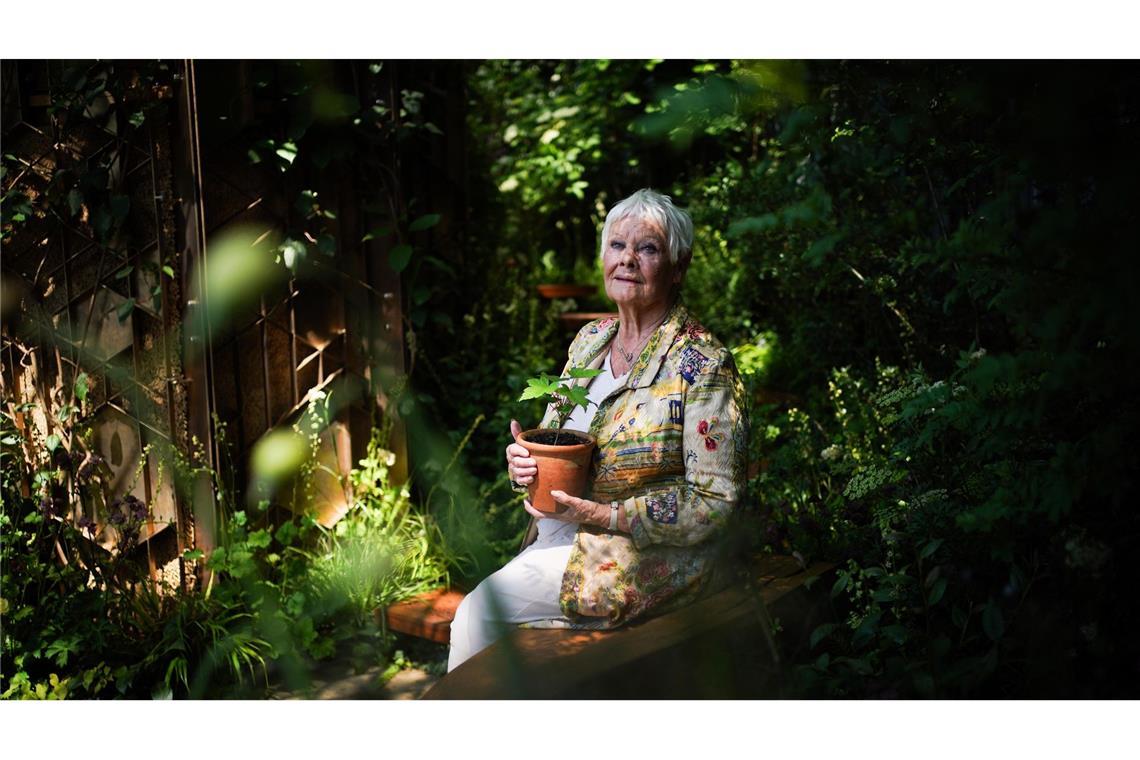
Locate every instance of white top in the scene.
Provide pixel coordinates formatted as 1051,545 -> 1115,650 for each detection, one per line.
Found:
535,346 -> 629,545
562,348 -> 629,435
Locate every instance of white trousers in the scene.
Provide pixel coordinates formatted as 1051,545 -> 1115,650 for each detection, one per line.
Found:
446,519 -> 577,672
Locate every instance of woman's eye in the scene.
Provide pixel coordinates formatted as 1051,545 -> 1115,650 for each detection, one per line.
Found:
610,241 -> 624,249
639,244 -> 659,255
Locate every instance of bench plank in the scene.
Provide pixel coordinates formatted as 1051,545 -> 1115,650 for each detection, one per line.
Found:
424,557 -> 835,699
381,588 -> 466,644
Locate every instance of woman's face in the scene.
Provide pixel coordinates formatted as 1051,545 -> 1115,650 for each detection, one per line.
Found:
602,215 -> 683,314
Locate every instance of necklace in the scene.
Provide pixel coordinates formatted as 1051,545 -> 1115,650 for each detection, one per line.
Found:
614,315 -> 667,365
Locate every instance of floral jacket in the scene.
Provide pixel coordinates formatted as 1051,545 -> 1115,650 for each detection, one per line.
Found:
532,300 -> 748,629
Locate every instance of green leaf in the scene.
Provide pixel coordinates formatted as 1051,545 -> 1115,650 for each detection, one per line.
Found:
274,521 -> 298,546
519,385 -> 552,402
280,238 -> 307,273
275,143 -> 298,166
927,577 -> 948,606
1,435 -> 18,445
803,232 -> 843,267
116,298 -> 136,323
920,538 -> 944,560
564,385 -> 591,409
982,600 -> 1004,641
567,367 -> 604,379
830,572 -> 849,599
881,624 -> 909,645
408,213 -> 441,232
389,244 -> 413,273
46,434 -> 61,452
181,548 -> 204,561
162,265 -> 175,278
362,226 -> 391,243
246,529 -> 272,549
74,372 -> 89,404
852,611 -> 882,648
810,622 -> 837,649
115,265 -> 134,279
67,188 -> 84,216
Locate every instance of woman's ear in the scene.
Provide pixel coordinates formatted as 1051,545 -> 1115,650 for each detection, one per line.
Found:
674,252 -> 691,283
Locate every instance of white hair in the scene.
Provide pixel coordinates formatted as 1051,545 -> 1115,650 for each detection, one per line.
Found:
599,188 -> 694,265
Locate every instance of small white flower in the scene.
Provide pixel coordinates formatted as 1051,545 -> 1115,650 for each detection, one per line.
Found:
969,347 -> 987,361
820,444 -> 842,462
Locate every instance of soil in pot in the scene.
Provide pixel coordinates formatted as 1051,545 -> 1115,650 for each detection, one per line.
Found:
517,428 -> 597,513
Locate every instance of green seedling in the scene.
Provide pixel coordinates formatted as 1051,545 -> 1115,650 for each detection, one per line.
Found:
518,367 -> 603,444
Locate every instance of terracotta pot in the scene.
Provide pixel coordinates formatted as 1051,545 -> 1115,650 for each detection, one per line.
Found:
517,428 -> 597,513
536,283 -> 597,300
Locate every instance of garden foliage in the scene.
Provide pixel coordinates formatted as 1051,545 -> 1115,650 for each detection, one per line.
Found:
435,60 -> 1140,696
4,59 -> 1138,699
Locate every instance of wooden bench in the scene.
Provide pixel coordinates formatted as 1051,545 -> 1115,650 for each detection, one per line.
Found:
417,555 -> 835,699
381,587 -> 467,644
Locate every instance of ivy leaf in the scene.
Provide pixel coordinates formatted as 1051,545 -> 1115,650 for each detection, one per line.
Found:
408,213 -> 441,232
74,372 -> 89,404
388,244 -> 413,273
117,298 -> 136,323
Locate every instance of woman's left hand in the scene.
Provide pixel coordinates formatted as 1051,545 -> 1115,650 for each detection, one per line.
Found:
524,491 -> 614,530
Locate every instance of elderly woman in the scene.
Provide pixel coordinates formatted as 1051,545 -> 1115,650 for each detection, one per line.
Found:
447,188 -> 747,672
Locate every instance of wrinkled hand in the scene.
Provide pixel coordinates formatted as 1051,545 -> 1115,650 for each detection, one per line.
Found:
524,490 -> 607,527
506,419 -> 537,486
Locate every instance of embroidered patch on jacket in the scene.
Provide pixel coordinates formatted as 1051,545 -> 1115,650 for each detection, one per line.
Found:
647,492 -> 679,524
678,346 -> 711,383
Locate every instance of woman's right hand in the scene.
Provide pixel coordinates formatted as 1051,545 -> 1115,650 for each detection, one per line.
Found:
506,419 -> 537,486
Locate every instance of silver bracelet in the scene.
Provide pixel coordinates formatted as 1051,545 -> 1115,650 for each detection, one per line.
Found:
609,501 -> 619,531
